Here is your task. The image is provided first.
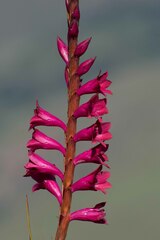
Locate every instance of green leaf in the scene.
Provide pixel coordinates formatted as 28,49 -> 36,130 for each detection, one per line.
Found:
26,194 -> 33,240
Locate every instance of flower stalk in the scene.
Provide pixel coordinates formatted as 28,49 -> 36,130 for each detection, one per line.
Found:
55,1 -> 81,239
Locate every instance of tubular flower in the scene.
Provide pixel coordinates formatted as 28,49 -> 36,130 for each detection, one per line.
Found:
71,165 -> 111,194
57,37 -> 69,65
24,151 -> 64,180
33,180 -> 62,205
73,94 -> 108,119
24,163 -> 62,205
29,101 -> 67,131
74,37 -> 92,57
73,143 -> 109,167
74,119 -> 112,146
70,202 -> 107,224
27,129 -> 66,155
77,71 -> 112,96
77,57 -> 96,76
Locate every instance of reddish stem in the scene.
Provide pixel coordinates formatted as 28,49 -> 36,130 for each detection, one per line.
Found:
55,1 -> 80,239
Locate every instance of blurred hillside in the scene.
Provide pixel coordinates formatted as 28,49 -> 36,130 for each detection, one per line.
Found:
0,0 -> 160,239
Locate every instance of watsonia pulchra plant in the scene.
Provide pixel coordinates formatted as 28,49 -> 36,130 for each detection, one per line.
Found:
24,0 -> 112,239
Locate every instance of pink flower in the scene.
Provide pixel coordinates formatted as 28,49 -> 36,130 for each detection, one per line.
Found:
71,165 -> 111,194
24,159 -> 62,205
24,151 -> 63,180
74,119 -> 112,146
33,180 -> 62,205
73,94 -> 108,119
27,129 -> 66,155
57,37 -> 69,64
74,37 -> 92,57
77,58 -> 96,76
77,71 -> 112,96
29,101 -> 66,131
70,202 -> 107,224
73,143 -> 110,167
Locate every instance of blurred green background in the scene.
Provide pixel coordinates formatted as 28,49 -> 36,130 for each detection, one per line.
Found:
0,0 -> 160,239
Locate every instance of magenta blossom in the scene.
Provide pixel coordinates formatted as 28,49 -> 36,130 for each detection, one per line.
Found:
73,94 -> 108,119
77,71 -> 112,96
70,202 -> 107,224
77,58 -> 96,76
74,119 -> 112,146
29,101 -> 66,131
27,129 -> 66,155
24,151 -> 64,180
71,165 -> 111,194
74,143 -> 110,167
33,179 -> 62,205
24,160 -> 62,205
74,37 -> 92,57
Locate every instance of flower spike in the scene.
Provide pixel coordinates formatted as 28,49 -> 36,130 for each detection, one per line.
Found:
24,0 -> 112,238
77,57 -> 96,76
77,71 -> 112,96
57,37 -> 69,64
71,165 -> 111,194
27,129 -> 66,155
29,101 -> 67,131
73,94 -> 108,119
70,202 -> 107,224
74,37 -> 92,57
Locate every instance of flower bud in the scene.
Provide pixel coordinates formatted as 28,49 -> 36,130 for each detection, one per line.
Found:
74,37 -> 92,57
68,20 -> 79,38
57,37 -> 69,64
77,57 -> 96,76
